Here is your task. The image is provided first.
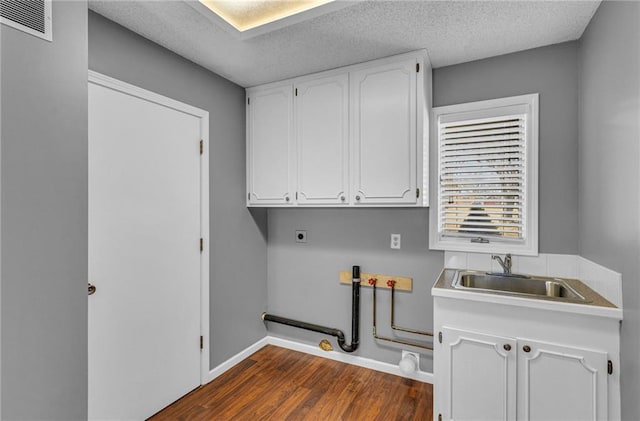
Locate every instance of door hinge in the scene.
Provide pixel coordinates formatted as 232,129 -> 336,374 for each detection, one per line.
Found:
200,238 -> 204,253
248,192 -> 251,201
416,63 -> 420,73
438,414 -> 442,421
199,140 -> 204,155
438,331 -> 442,344
200,336 -> 204,350
247,97 -> 250,105
295,88 -> 298,96
416,188 -> 420,198
608,360 -> 613,375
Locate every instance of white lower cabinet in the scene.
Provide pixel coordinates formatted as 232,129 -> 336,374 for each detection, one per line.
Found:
433,292 -> 620,421
440,327 -> 608,421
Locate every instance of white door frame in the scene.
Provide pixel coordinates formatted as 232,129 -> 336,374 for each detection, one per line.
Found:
88,70 -> 210,385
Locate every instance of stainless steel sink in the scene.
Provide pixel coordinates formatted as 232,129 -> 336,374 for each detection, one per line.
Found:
452,271 -> 591,303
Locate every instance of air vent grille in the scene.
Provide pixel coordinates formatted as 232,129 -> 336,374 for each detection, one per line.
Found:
1,0 -> 51,41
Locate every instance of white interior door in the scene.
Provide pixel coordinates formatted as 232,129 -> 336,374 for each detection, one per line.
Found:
88,75 -> 206,421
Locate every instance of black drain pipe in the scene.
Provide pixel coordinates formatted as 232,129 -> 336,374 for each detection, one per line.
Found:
261,265 -> 361,353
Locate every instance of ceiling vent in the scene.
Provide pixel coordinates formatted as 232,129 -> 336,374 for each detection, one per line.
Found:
1,0 -> 52,41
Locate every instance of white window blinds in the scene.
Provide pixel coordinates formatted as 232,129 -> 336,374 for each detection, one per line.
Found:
439,115 -> 526,240
430,94 -> 538,255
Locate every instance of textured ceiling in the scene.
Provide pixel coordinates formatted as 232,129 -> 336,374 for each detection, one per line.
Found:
88,0 -> 601,88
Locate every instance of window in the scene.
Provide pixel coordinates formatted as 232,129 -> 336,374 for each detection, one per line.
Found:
429,94 -> 538,255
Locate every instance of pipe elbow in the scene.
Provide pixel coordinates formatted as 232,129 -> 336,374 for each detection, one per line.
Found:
337,334 -> 359,353
338,343 -> 358,353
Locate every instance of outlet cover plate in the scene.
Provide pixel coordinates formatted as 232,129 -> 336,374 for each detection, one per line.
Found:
391,233 -> 401,249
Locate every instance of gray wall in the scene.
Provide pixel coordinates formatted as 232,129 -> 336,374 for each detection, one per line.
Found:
88,11 -> 268,368
267,208 -> 441,371
433,41 -> 580,254
266,41 -> 581,371
1,1 -> 88,419
578,2 -> 640,420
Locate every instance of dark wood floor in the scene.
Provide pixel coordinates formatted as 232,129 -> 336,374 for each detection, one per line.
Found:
148,345 -> 433,420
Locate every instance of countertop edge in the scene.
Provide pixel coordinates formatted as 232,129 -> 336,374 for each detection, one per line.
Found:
432,286 -> 624,320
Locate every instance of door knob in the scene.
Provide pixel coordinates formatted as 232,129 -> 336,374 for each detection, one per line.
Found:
88,283 -> 96,296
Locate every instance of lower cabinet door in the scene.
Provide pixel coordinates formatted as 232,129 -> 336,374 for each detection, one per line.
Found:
441,327 -> 517,421
517,338 -> 608,421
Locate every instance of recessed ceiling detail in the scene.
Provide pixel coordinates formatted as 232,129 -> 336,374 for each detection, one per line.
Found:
199,0 -> 334,32
188,0 -> 353,40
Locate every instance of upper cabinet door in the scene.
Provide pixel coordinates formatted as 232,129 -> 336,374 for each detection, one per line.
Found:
516,338 -> 608,421
351,58 -> 418,205
247,85 -> 295,205
295,74 -> 349,205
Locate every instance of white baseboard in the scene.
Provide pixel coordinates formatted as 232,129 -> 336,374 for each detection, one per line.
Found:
205,335 -> 434,385
205,336 -> 268,384
266,336 -> 434,384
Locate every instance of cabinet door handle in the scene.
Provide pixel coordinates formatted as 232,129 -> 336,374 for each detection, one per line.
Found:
523,345 -> 531,353
340,195 -> 345,202
503,344 -> 511,351
285,196 -> 290,202
355,195 -> 361,201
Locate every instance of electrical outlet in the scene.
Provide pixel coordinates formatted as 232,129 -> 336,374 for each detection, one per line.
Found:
295,230 -> 307,243
391,233 -> 401,249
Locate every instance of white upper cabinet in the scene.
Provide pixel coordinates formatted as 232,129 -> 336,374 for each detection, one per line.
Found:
295,74 -> 349,205
246,50 -> 430,207
350,58 -> 419,205
246,84 -> 295,205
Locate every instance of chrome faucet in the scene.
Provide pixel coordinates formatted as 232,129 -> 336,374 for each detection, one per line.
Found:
492,254 -> 512,275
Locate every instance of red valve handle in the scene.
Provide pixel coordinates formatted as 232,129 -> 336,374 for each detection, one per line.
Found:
368,278 -> 377,286
387,280 -> 396,288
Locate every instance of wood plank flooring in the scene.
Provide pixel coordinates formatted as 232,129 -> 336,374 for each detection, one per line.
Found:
148,345 -> 433,420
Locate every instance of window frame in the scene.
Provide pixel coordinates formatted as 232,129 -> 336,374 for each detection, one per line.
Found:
429,93 -> 539,256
